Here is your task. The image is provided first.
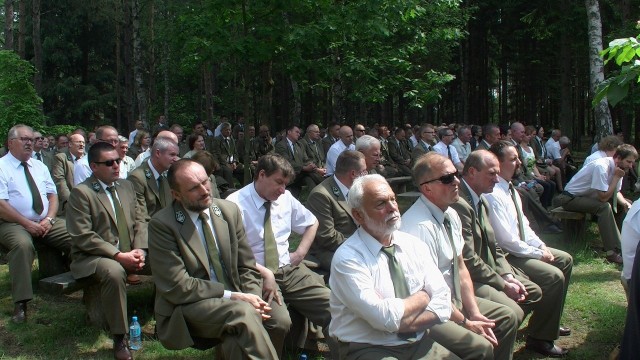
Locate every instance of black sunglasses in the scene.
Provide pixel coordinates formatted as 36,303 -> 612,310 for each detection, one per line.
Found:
420,172 -> 459,186
95,158 -> 122,167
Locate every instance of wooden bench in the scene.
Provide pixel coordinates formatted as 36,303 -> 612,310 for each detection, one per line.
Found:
386,176 -> 413,194
550,206 -> 587,242
39,271 -> 153,331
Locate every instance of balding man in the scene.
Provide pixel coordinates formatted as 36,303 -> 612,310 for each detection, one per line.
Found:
298,124 -> 327,175
402,152 -> 518,360
326,125 -> 355,176
412,124 -> 436,165
134,130 -> 179,167
75,126 -> 121,185
330,174 -> 458,359
52,133 -> 86,215
0,125 -> 72,323
307,150 -> 365,271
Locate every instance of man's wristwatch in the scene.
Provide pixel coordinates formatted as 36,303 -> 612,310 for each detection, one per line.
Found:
46,217 -> 56,225
457,315 -> 467,326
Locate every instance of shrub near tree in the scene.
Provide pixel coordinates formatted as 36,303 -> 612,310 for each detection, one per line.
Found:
0,50 -> 45,137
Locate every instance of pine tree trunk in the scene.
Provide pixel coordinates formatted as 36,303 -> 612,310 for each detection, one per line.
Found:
132,0 -> 148,125
32,0 -> 41,113
4,0 -> 14,50
17,0 -> 25,57
585,0 -> 613,142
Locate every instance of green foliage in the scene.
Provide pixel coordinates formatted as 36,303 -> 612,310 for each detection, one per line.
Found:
0,50 -> 44,139
595,36 -> 640,106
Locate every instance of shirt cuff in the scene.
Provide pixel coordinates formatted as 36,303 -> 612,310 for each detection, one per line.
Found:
223,290 -> 232,299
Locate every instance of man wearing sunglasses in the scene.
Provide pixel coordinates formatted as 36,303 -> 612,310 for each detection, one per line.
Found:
67,141 -> 147,360
0,125 -> 72,324
485,141 -> 573,357
401,152 -> 518,360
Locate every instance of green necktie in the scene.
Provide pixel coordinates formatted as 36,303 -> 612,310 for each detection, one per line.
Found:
380,245 -> 416,340
22,162 -> 44,215
107,186 -> 131,252
508,182 -> 527,242
157,175 -> 167,208
200,212 -> 232,290
263,201 -> 279,271
443,214 -> 463,309
477,199 -> 496,269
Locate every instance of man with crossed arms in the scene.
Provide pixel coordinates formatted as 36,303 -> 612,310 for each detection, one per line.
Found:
401,152 -> 517,360
330,174 -> 459,359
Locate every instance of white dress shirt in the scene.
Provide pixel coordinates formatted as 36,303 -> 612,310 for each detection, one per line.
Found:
451,138 -> 471,162
583,150 -> 607,166
485,177 -> 546,259
564,157 -> 621,197
0,153 -> 56,221
128,129 -> 138,147
401,195 -> 463,292
433,141 -> 461,165
134,149 -> 151,167
73,156 -> 93,186
326,140 -> 355,176
329,227 -> 451,345
119,156 -> 136,179
622,201 -> 640,281
226,183 -> 317,267
545,137 -> 561,160
409,135 -> 418,148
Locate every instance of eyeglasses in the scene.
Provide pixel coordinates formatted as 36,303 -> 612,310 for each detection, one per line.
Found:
355,128 -> 365,132
420,172 -> 459,186
35,136 -> 44,140
94,158 -> 122,167
11,137 -> 34,143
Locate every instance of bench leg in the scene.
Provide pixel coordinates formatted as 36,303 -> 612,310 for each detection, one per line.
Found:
561,219 -> 586,243
35,243 -> 68,279
83,283 -> 109,331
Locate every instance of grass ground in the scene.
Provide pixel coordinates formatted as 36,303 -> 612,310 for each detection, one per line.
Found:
0,195 -> 629,359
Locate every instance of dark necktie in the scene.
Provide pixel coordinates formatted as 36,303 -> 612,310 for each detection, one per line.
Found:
380,245 -> 416,340
397,141 -> 404,157
22,162 -> 44,215
447,145 -> 452,160
508,182 -> 527,242
199,212 -> 232,289
263,201 -> 279,271
157,175 -> 167,208
422,142 -> 429,152
106,186 -> 131,251
36,153 -> 42,161
443,214 -> 462,309
477,199 -> 496,268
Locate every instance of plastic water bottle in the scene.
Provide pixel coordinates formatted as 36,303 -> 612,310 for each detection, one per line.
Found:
299,354 -> 308,360
129,316 -> 142,351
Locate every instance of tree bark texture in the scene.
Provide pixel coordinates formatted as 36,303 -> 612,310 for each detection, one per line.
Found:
585,0 -> 613,142
4,0 -> 14,50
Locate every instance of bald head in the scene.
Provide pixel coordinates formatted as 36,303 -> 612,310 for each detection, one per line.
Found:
156,130 -> 179,144
339,126 -> 354,146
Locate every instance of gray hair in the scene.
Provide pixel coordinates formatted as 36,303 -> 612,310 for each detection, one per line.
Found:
457,125 -> 470,137
437,127 -> 453,139
118,135 -> 128,143
559,136 -> 571,146
355,135 -> 380,151
8,124 -> 32,139
348,174 -> 387,210
151,137 -> 178,152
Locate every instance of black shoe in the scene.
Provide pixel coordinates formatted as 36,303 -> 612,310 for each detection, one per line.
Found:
606,253 -> 623,265
525,337 -> 568,357
11,302 -> 26,323
559,326 -> 571,336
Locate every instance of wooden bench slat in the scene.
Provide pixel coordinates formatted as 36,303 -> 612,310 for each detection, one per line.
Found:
550,207 -> 586,220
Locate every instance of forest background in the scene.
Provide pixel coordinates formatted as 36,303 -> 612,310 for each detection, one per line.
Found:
2,0 -> 640,148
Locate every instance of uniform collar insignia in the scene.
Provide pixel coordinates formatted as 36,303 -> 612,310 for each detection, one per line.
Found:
67,155 -> 72,162
332,186 -> 340,197
212,205 -> 222,217
92,182 -> 101,192
176,210 -> 186,224
144,169 -> 152,179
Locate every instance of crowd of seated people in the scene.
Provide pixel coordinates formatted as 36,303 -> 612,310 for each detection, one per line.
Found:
2,116 -> 639,360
